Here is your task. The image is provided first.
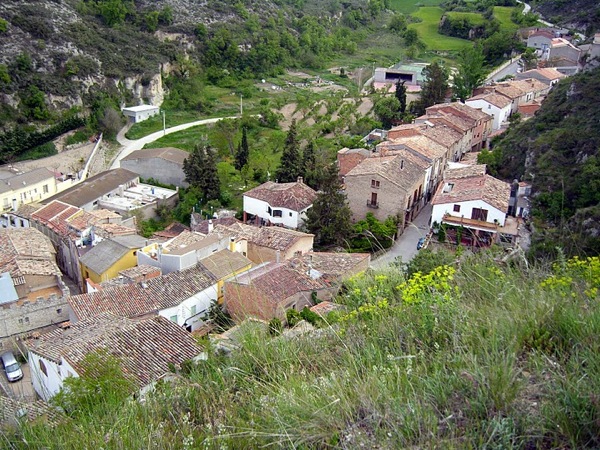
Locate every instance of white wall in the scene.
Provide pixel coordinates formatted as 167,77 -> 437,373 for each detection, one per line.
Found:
465,99 -> 510,131
159,284 -> 218,331
29,352 -> 78,401
432,199 -> 507,227
243,196 -> 307,229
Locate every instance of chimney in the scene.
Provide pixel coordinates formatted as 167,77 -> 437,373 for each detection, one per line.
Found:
229,236 -> 235,252
208,219 -> 213,233
276,249 -> 281,263
297,176 -> 303,184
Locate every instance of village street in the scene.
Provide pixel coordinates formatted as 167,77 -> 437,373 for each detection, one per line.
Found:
370,203 -> 432,269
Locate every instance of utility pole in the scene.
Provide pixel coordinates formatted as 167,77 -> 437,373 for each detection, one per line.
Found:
240,94 -> 243,116
162,110 -> 166,136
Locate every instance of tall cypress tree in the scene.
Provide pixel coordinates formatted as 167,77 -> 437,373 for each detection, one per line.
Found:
302,141 -> 317,187
305,164 -> 352,248
234,126 -> 249,171
203,146 -> 220,201
275,119 -> 302,183
183,143 -> 206,187
395,79 -> 407,114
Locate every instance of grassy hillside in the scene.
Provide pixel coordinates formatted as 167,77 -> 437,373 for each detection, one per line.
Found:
8,250 -> 600,448
409,7 -> 473,52
485,66 -> 600,258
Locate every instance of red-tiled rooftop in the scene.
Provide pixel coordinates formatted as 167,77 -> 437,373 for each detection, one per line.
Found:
27,313 -> 202,390
244,180 -> 317,212
432,173 -> 510,212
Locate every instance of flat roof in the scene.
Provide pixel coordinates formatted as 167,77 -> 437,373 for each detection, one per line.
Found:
122,105 -> 159,113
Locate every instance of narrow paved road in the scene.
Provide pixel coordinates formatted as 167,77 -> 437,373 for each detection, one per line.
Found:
371,204 -> 432,269
111,116 -> 239,169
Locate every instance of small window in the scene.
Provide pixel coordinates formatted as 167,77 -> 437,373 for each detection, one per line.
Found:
267,206 -> 272,215
39,359 -> 48,377
371,179 -> 380,188
190,305 -> 197,316
453,204 -> 461,213
272,210 -> 282,217
170,315 -> 178,323
24,317 -> 29,323
488,105 -> 491,109
43,184 -> 49,194
289,212 -> 293,217
133,251 -> 137,256
56,308 -> 62,314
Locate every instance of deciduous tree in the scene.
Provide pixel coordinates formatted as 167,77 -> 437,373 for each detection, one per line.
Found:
453,44 -> 487,101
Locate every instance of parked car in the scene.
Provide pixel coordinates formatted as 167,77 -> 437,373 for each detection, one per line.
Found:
1,351 -> 23,382
417,237 -> 426,250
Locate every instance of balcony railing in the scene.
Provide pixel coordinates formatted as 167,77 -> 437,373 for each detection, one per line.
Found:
366,200 -> 379,208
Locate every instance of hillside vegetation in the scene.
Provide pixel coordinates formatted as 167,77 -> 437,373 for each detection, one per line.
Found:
484,66 -> 600,258
530,0 -> 600,33
7,250 -> 600,448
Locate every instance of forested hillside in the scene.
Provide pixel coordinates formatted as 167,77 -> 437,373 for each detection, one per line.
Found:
529,0 -> 600,33
486,66 -> 600,258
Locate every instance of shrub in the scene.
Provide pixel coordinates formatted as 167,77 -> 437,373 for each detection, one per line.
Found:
286,308 -> 301,327
300,306 -> 321,326
268,318 -> 283,336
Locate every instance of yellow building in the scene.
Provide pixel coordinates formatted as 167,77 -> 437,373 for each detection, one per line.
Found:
198,249 -> 253,303
0,168 -> 58,212
79,235 -> 148,291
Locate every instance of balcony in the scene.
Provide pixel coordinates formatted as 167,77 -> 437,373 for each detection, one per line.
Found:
366,200 -> 379,209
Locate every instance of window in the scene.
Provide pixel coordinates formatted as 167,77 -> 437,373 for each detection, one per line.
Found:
190,305 -> 197,316
471,208 -> 489,222
25,317 -> 29,323
371,179 -> 380,188
133,251 -> 137,256
43,184 -> 49,194
39,359 -> 48,377
267,206 -> 272,215
272,210 -> 282,217
453,204 -> 461,213
56,308 -> 62,314
289,212 -> 293,217
170,315 -> 178,323
488,104 -> 491,109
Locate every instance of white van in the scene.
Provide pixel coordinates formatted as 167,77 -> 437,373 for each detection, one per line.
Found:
1,351 -> 23,382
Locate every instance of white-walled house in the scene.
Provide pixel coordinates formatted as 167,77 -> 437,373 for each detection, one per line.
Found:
68,264 -> 218,332
243,178 -> 317,229
27,313 -> 202,401
431,165 -> 512,246
466,93 -> 513,131
121,105 -> 160,123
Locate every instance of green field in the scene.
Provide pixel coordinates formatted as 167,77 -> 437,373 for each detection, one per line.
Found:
388,0 -> 444,14
445,11 -> 486,26
493,6 -> 520,31
409,7 -> 472,52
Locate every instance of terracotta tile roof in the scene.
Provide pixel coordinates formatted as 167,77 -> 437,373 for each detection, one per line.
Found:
381,134 -> 448,161
424,112 -> 473,132
529,30 -> 554,39
391,123 -> 463,149
69,264 -> 216,321
0,397 -> 63,427
444,164 -> 487,179
199,249 -> 252,280
0,168 -> 55,194
518,68 -> 566,82
432,173 -> 510,212
42,169 -> 139,208
87,209 -> 122,221
27,313 -> 202,390
488,83 -> 525,100
212,223 -> 313,252
97,265 -> 162,289
190,216 -> 239,234
468,92 -> 512,109
0,228 -> 59,278
230,262 -> 328,305
94,222 -> 137,238
346,155 -> 425,192
243,180 -> 317,212
152,222 -> 190,239
13,202 -> 42,219
299,252 -> 370,279
164,230 -> 206,250
121,147 -> 188,165
510,78 -> 548,94
426,102 -> 489,123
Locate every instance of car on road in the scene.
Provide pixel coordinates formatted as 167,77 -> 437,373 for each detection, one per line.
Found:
1,351 -> 23,382
417,237 -> 426,250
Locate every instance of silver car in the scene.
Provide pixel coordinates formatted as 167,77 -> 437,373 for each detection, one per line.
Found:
1,351 -> 23,382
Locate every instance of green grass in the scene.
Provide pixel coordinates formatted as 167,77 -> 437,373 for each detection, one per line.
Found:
493,6 -> 520,31
409,7 -> 472,53
388,0 -> 444,14
13,253 -> 600,449
446,11 -> 486,26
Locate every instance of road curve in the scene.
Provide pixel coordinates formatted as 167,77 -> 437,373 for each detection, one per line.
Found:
111,116 -> 239,169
